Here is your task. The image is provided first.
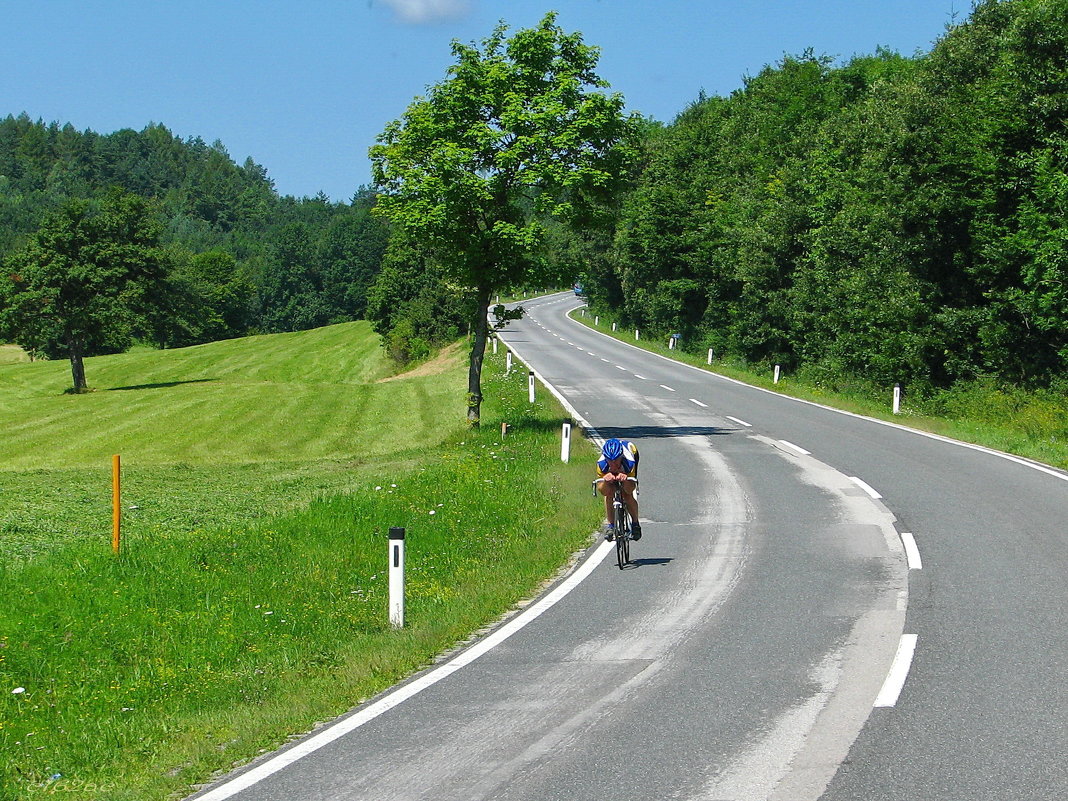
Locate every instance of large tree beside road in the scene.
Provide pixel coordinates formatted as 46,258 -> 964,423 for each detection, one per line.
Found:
370,12 -> 637,425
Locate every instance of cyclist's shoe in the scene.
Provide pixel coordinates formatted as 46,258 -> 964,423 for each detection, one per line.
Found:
631,521 -> 642,541
603,525 -> 615,542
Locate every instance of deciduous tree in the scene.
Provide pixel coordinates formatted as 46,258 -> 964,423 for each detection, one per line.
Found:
0,189 -> 167,391
370,12 -> 637,424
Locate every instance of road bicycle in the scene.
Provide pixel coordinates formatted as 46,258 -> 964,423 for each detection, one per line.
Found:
593,476 -> 638,569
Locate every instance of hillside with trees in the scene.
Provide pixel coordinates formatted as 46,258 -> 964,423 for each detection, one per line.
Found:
0,116 -> 389,373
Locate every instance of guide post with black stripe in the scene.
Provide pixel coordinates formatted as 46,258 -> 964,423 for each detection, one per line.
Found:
389,527 -> 405,628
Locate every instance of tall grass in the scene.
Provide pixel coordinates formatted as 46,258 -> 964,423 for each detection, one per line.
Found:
0,329 -> 602,800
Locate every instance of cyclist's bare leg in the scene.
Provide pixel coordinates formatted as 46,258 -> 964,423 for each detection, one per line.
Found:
599,479 -> 639,528
620,480 -> 639,525
599,482 -> 616,526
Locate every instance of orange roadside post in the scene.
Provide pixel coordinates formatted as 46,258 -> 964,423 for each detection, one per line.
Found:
112,454 -> 121,554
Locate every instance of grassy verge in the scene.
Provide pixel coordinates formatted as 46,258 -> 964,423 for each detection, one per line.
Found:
0,331 -> 602,800
572,309 -> 1068,471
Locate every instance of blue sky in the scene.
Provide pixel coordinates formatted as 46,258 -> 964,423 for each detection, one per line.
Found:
2,0 -> 962,201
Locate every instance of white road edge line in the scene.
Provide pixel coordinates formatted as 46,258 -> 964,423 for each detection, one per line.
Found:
850,476 -> 882,499
874,634 -> 918,708
900,532 -> 923,570
194,542 -> 613,801
779,440 -> 811,456
726,416 -> 752,428
689,398 -> 709,408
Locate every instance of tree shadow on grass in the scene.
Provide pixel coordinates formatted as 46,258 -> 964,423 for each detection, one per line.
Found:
108,378 -> 218,391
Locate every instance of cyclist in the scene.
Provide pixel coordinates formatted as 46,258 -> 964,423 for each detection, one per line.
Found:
596,438 -> 641,541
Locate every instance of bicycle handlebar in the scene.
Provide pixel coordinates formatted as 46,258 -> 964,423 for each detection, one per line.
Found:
592,476 -> 638,497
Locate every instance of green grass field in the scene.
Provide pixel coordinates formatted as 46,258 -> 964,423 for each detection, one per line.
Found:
0,324 -> 602,800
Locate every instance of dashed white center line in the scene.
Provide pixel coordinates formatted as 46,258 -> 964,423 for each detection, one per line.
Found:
778,440 -> 811,456
689,398 -> 708,408
616,365 -> 627,371
850,477 -> 882,499
874,634 -> 918,707
660,384 -> 676,392
900,533 -> 923,569
634,374 -> 647,380
601,358 -> 610,363
726,416 -> 752,427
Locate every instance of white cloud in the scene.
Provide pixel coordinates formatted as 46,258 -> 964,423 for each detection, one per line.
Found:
382,0 -> 473,24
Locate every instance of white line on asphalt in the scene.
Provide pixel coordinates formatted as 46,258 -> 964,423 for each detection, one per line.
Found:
601,358 -> 610,363
779,440 -> 811,456
726,416 -> 752,427
660,384 -> 676,392
900,533 -> 923,570
690,398 -> 709,408
850,477 -> 883,499
634,374 -> 647,380
874,634 -> 918,707
193,541 -> 612,801
616,365 -> 627,371
587,351 -> 596,356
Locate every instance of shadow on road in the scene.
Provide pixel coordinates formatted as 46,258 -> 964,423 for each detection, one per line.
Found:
624,557 -> 673,569
595,425 -> 734,439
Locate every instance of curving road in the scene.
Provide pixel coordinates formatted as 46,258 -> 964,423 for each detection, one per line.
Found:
192,291 -> 1068,801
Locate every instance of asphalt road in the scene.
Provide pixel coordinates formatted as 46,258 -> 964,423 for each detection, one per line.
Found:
192,292 -> 1068,801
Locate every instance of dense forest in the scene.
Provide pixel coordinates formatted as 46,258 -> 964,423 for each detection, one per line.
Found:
0,116 -> 389,356
2,0 -> 1065,402
580,0 -> 1067,396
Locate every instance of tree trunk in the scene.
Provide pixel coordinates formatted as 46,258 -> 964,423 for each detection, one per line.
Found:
467,286 -> 492,426
68,338 -> 87,393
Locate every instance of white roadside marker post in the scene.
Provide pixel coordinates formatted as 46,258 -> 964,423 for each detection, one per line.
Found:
528,370 -> 536,404
893,383 -> 902,415
561,422 -> 571,463
774,364 -> 781,384
389,527 -> 405,628
506,351 -> 512,374
492,336 -> 498,355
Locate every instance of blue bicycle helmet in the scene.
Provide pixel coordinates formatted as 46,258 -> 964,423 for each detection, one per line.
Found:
602,438 -> 624,460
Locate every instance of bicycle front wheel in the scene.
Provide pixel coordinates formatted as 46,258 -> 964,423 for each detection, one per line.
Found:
615,503 -> 629,569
